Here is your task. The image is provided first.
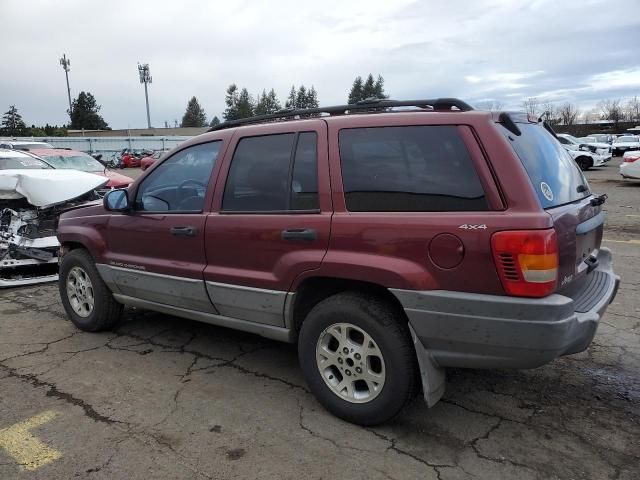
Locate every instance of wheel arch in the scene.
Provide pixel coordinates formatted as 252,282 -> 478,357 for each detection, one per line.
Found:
288,276 -> 409,340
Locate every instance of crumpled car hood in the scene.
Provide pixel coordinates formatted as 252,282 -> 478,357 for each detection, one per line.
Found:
0,170 -> 108,207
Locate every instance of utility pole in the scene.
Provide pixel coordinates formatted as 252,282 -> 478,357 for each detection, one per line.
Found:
59,54 -> 72,117
138,63 -> 152,128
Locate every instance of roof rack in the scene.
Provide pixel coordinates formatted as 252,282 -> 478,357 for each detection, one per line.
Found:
208,97 -> 473,132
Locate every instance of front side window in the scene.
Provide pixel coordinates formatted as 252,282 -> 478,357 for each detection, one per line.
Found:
135,141 -> 221,212
339,126 -> 488,212
222,132 -> 318,212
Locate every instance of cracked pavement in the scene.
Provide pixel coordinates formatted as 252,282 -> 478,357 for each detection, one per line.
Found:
0,161 -> 639,479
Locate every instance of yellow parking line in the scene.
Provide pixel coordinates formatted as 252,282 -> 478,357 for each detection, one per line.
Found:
624,215 -> 640,218
603,238 -> 640,245
0,411 -> 62,471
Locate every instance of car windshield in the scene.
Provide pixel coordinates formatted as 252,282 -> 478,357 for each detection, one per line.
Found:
13,143 -> 53,150
0,156 -> 52,169
41,154 -> 104,172
615,136 -> 639,143
501,123 -> 590,209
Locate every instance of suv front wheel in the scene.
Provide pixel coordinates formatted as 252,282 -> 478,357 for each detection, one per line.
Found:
59,249 -> 123,332
298,292 -> 418,425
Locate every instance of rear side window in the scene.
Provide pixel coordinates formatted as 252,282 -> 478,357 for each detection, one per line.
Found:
338,126 -> 488,212
222,132 -> 319,212
501,124 -> 590,209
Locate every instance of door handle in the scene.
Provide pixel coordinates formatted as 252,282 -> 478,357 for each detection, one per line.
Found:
170,226 -> 198,237
281,228 -> 317,241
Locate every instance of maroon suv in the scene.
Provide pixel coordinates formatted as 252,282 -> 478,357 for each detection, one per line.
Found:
56,99 -> 619,425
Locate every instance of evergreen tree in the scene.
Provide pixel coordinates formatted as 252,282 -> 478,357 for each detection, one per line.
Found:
255,88 -> 281,116
223,84 -> 240,121
180,96 -> 207,127
348,76 -> 364,104
209,116 -> 221,127
285,85 -> 297,108
296,85 -> 308,108
69,92 -> 109,130
306,86 -> 319,108
362,74 -> 376,100
1,105 -> 28,136
236,88 -> 254,118
373,75 -> 387,99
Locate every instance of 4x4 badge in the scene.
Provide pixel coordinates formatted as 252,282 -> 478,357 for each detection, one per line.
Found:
540,182 -> 554,201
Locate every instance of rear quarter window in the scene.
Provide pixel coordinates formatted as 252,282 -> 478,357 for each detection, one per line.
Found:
338,126 -> 488,212
501,123 -> 590,209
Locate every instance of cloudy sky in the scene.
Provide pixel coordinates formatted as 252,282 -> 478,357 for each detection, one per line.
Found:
1,0 -> 639,129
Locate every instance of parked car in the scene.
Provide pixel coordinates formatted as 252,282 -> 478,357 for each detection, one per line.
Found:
140,150 -> 165,171
620,150 -> 640,180
578,136 -> 612,153
56,99 -> 619,425
0,140 -> 54,150
612,135 -> 640,156
0,149 -> 107,287
29,148 -> 133,191
584,134 -> 613,144
557,134 -> 610,169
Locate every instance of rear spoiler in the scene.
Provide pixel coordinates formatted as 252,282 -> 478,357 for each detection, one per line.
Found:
497,112 -> 557,139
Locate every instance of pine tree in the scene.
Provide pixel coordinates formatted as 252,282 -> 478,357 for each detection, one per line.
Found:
296,85 -> 308,108
362,74 -> 376,100
285,85 -> 297,109
180,96 -> 207,127
1,105 -> 28,136
306,86 -> 319,108
209,116 -> 221,127
236,88 -> 254,119
69,92 -> 109,130
255,88 -> 281,116
348,76 -> 364,104
373,75 -> 387,99
223,84 -> 240,121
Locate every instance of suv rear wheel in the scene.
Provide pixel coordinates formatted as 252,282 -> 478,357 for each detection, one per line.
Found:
59,249 -> 123,332
298,292 -> 417,425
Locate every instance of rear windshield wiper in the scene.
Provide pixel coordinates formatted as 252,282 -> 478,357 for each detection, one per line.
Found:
590,193 -> 607,206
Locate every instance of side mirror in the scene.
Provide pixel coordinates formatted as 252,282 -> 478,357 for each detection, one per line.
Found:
103,189 -> 130,212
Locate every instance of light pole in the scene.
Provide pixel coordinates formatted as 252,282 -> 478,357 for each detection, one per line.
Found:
59,54 -> 72,116
138,63 -> 152,128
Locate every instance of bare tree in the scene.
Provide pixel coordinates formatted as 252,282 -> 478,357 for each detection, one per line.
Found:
540,101 -> 558,124
624,96 -> 640,122
597,99 -> 623,125
558,102 -> 579,126
522,97 -> 540,117
475,100 -> 504,111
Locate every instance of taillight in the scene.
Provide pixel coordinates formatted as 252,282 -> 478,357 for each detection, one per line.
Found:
623,155 -> 639,163
491,229 -> 558,298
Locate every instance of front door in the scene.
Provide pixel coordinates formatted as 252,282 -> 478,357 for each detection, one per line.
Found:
203,122 -> 331,326
104,140 -> 223,311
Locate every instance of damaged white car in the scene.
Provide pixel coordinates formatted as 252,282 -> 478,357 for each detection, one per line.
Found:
0,149 -> 108,287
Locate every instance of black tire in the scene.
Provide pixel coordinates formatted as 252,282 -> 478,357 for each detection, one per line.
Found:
59,249 -> 123,332
576,156 -> 593,171
298,292 -> 418,425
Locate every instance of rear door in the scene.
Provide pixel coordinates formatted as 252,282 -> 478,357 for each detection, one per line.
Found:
104,140 -> 223,311
501,123 -> 601,291
203,121 -> 331,326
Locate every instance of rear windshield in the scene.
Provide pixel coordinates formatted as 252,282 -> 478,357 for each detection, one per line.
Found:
501,123 -> 590,209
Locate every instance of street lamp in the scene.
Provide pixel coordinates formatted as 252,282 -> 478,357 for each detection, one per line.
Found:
138,63 -> 152,128
59,54 -> 72,117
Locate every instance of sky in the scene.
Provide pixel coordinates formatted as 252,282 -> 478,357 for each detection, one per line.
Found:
1,0 -> 639,129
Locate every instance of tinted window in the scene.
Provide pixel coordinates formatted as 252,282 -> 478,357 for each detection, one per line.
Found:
135,141 -> 220,212
339,126 -> 487,212
501,123 -> 590,209
290,132 -> 319,210
222,132 -> 319,212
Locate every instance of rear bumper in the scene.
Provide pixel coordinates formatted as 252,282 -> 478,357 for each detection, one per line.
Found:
391,248 -> 619,369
